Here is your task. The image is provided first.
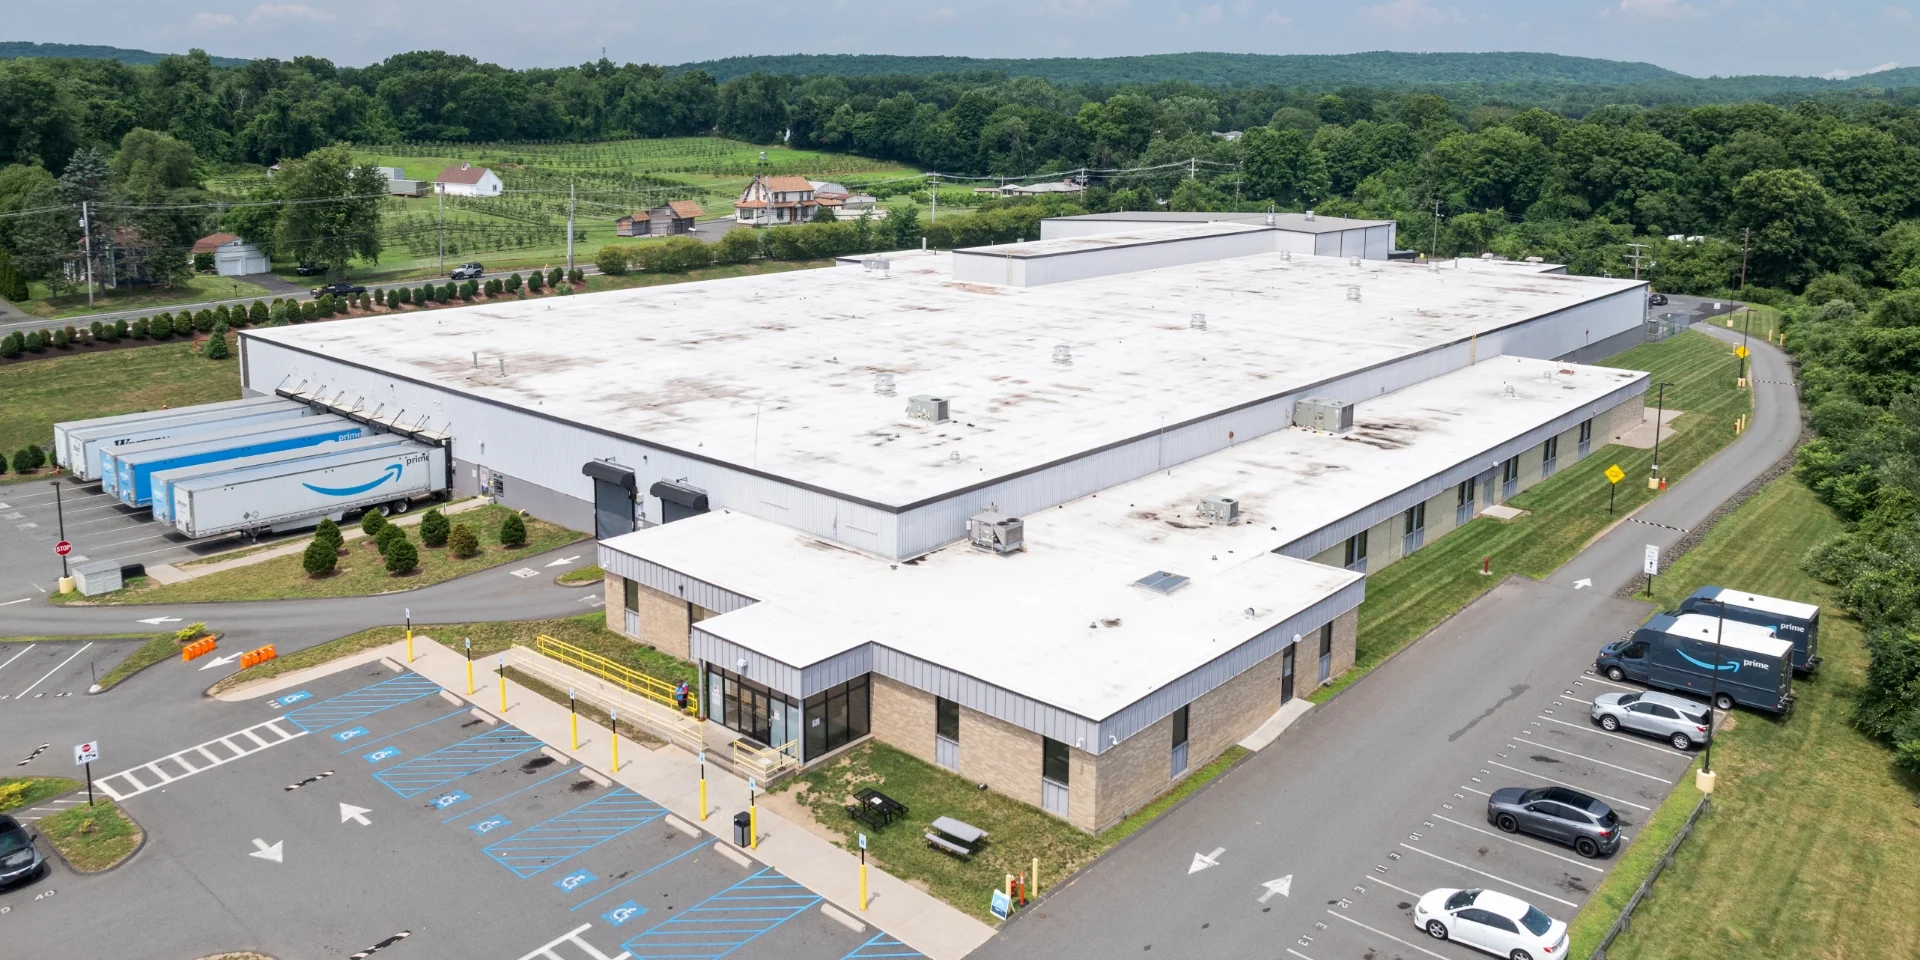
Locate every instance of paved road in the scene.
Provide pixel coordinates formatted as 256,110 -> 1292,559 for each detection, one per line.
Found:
982,324 -> 1799,960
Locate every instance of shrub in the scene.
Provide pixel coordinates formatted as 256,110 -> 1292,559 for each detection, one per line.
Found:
268,300 -> 288,325
314,517 -> 343,552
115,318 -> 131,339
193,309 -> 213,333
384,539 -> 419,575
250,300 -> 269,324
448,523 -> 479,558
636,237 -> 713,273
416,285 -> 432,305
596,245 -> 630,276
459,279 -> 476,301
204,324 -> 229,360
569,268 -> 584,284
712,228 -> 760,264
439,282 -> 455,303
212,304 -> 230,327
506,272 -> 522,292
147,317 -> 169,341
24,330 -> 43,352
53,327 -> 70,347
419,508 -> 449,547
360,509 -> 387,536
12,448 -> 37,473
299,300 -> 317,322
526,269 -> 543,292
374,523 -> 406,557
0,331 -> 21,358
0,453 -> 7,474
89,320 -> 104,338
316,294 -> 336,318
374,287 -> 386,306
557,280 -> 573,295
193,252 -> 215,272
302,537 -> 338,577
546,267 -> 563,288
174,312 -> 195,337
498,512 -> 528,548
130,318 -> 149,339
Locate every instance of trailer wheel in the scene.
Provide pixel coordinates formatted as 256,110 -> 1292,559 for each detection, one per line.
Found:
374,503 -> 390,517
390,499 -> 411,515
1713,692 -> 1735,712
1605,666 -> 1626,682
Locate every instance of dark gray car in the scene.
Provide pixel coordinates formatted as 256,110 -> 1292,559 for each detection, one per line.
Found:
1487,786 -> 1620,858
0,815 -> 44,886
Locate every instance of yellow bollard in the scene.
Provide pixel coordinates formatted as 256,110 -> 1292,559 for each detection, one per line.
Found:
406,627 -> 413,663
860,854 -> 868,911
498,656 -> 507,713
569,689 -> 578,750
1032,857 -> 1040,897
610,710 -> 620,771
465,638 -> 473,695
698,753 -> 708,821
749,779 -> 758,850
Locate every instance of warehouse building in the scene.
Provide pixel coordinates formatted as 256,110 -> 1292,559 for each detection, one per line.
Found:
237,221 -> 1650,830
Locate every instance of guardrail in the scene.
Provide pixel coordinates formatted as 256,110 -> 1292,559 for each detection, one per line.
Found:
534,634 -> 696,716
512,645 -> 702,753
731,737 -> 801,783
1589,795 -> 1711,960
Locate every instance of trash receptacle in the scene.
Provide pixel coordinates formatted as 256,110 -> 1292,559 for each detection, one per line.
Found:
733,811 -> 751,847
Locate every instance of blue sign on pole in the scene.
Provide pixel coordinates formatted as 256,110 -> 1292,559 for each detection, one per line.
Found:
363,745 -> 402,764
602,900 -> 648,927
553,869 -> 597,893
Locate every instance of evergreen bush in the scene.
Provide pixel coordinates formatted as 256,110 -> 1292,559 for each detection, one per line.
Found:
147,317 -> 170,341
314,517 -> 343,553
506,272 -> 522,292
302,537 -> 338,577
268,301 -> 288,325
448,523 -> 479,558
250,300 -> 269,324
374,523 -> 406,557
193,309 -> 213,333
0,331 -> 21,358
130,318 -> 149,339
24,331 -> 43,352
385,540 -> 419,575
419,508 -> 449,547
546,267 -> 563,288
360,509 -> 387,537
13,449 -> 37,473
498,512 -> 528,548
596,246 -> 629,276
173,312 -> 195,337
114,318 -> 131,339
214,304 -> 232,326
300,300 -> 317,321
205,324 -> 229,360
526,270 -> 543,292
53,327 -> 71,347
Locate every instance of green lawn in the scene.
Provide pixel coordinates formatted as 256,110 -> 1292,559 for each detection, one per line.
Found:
583,258 -> 834,293
37,798 -> 141,871
557,564 -> 605,584
95,632 -> 184,690
17,274 -> 272,320
1318,330 -> 1754,702
1572,475 -> 1920,960
0,340 -> 240,457
0,776 -> 81,813
61,504 -> 582,604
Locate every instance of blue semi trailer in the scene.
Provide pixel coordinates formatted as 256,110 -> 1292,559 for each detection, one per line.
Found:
108,416 -> 364,507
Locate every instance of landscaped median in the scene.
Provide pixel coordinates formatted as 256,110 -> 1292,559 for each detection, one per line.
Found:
36,798 -> 143,872
0,776 -> 82,813
55,504 -> 582,604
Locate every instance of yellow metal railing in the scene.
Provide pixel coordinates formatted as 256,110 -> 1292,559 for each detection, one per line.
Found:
535,634 -> 697,716
732,738 -> 801,782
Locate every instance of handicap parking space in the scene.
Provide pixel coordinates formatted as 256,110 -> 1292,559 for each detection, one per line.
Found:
1291,671 -> 1699,960
0,639 -> 142,705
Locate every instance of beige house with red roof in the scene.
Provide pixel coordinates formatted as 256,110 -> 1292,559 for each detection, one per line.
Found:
434,163 -> 504,197
734,175 -> 817,226
617,200 -> 706,237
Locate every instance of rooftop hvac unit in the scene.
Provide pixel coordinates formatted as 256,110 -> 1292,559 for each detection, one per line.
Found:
907,394 -> 949,423
1293,396 -> 1354,434
968,512 -> 1024,554
864,257 -> 891,277
1199,495 -> 1239,525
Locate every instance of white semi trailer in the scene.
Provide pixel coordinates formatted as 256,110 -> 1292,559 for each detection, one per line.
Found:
169,438 -> 451,538
149,434 -> 418,526
54,397 -> 311,482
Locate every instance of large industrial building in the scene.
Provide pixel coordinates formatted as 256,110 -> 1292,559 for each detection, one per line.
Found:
237,217 -> 1652,832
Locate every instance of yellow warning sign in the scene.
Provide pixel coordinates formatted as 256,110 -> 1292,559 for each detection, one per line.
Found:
1734,345 -> 1750,359
1605,464 -> 1626,484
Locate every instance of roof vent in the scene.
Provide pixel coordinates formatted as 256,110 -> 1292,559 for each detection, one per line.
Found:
1053,344 -> 1073,365
907,394 -> 949,423
1525,256 -> 1545,263
1190,313 -> 1207,331
1293,396 -> 1355,434
1134,570 -> 1191,595
875,372 -> 896,396
1199,495 -> 1239,525
1265,213 -> 1277,226
1349,256 -> 1361,268
968,512 -> 1024,554
864,257 -> 891,277
1502,383 -> 1519,400
1305,209 -> 1316,221
1346,285 -> 1361,301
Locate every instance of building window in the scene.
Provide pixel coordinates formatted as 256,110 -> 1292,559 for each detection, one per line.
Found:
1579,418 -> 1593,457
1170,705 -> 1190,778
623,578 -> 638,611
1042,737 -> 1070,786
803,675 -> 871,760
705,664 -> 800,758
1456,477 -> 1477,526
1343,530 -> 1368,573
1501,456 -> 1520,500
1543,436 -> 1560,478
1402,501 -> 1426,554
935,697 -> 960,771
1319,622 -> 1334,683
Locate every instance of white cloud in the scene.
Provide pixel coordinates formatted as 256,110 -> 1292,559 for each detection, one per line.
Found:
188,11 -> 236,29
1886,5 -> 1914,23
246,3 -> 334,24
1820,61 -> 1899,79
1364,0 -> 1462,29
1619,0 -> 1708,19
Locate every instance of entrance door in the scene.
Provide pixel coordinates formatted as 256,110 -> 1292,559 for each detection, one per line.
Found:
650,480 -> 710,524
582,460 -> 637,540
1281,645 -> 1296,703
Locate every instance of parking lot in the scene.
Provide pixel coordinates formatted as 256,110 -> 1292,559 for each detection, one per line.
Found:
7,661 -> 924,960
0,638 -> 144,703
0,479 -> 240,602
1286,667 -> 1701,960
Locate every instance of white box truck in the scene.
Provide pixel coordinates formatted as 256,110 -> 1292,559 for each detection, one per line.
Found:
170,440 -> 450,538
150,434 -> 417,526
56,397 -> 310,482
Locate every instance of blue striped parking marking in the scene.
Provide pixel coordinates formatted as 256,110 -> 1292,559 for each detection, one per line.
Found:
429,790 -> 471,810
619,867 -> 823,960
363,745 -> 402,764
441,764 -> 580,824
483,788 -> 668,878
371,726 -> 542,798
570,841 -> 707,912
282,674 -> 443,733
339,708 -> 469,754
841,933 -> 926,959
269,690 -> 312,708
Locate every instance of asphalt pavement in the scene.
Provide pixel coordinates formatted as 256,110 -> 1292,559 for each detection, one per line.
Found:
981,323 -> 1800,960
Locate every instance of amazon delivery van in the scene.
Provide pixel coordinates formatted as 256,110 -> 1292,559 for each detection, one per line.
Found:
1597,613 -> 1795,714
169,438 -> 448,538
1678,586 -> 1822,675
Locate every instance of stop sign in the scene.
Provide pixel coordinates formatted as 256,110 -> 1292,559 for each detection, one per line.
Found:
55,540 -> 71,556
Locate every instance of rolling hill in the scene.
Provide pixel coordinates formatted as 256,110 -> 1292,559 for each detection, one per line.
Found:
0,41 -> 248,67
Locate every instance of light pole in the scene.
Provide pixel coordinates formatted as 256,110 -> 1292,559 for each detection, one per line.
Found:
1739,306 -> 1753,386
1697,598 -> 1728,795
1649,381 -> 1675,489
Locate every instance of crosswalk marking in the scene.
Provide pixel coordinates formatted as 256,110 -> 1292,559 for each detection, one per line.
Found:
94,718 -> 306,801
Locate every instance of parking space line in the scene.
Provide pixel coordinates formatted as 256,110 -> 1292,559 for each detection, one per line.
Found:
282,673 -> 445,733
1286,950 -> 1318,960
16,642 -> 92,698
1323,911 -> 1451,960
1368,875 -> 1425,899
1535,715 -> 1689,756
1484,761 -> 1650,811
442,763 -> 583,824
618,867 -> 822,960
571,841 -> 708,912
1458,785 -> 1490,797
1428,815 -> 1605,872
1582,674 -> 1639,691
515,924 -> 632,960
0,644 -> 35,675
1558,692 -> 1592,703
1397,844 -> 1579,909
1513,736 -> 1672,782
839,932 -> 926,959
485,788 -> 670,878
339,708 -> 469,753
372,726 -> 543,798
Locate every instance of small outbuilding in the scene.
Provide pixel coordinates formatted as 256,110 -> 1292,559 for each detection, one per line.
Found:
191,233 -> 270,276
434,163 -> 504,197
616,201 -> 706,237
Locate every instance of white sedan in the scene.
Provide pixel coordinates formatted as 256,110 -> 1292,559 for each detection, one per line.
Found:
1413,887 -> 1569,960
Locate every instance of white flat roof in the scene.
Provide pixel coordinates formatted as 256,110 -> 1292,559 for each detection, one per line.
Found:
1662,614 -> 1795,659
246,247 -> 1640,508
606,354 -> 1643,720
1047,211 -> 1393,234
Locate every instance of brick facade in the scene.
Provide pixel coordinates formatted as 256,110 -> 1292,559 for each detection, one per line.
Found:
1607,393 -> 1647,442
603,573 -> 696,659
870,674 -> 938,766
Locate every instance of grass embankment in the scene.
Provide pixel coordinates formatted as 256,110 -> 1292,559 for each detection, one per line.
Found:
0,339 -> 239,457
557,564 -> 604,584
95,632 -> 183,689
1569,475 -> 1920,960
59,504 -> 582,604
0,776 -> 82,813
1316,330 -> 1753,702
36,799 -> 141,871
781,742 -> 1248,922
17,274 -> 273,320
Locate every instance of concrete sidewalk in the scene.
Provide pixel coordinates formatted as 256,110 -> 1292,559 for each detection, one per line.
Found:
224,636 -> 997,960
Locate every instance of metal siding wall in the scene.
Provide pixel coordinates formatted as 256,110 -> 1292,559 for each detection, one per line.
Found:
799,646 -> 873,698
1314,233 -> 1340,256
1365,226 -> 1392,260
691,627 -> 802,697
596,547 -> 758,613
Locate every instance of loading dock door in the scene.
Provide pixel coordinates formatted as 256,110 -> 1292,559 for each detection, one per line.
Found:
650,479 -> 710,524
581,460 -> 637,540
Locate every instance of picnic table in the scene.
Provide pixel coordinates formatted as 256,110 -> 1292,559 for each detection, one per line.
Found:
925,815 -> 988,858
846,788 -> 909,831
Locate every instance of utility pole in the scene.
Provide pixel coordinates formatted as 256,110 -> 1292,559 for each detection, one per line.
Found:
437,188 -> 446,275
1625,242 -> 1650,280
80,201 -> 94,307
1430,198 -> 1442,260
566,178 -> 575,275
1188,156 -> 1197,181
928,173 -> 938,224
1738,227 -> 1750,289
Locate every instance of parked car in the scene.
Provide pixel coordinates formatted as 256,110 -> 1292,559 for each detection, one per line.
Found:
1414,888 -> 1568,960
1487,786 -> 1620,858
293,261 -> 328,276
0,815 -> 45,887
1648,293 -> 1669,306
311,281 -> 366,298
1591,689 -> 1712,750
450,262 -> 484,280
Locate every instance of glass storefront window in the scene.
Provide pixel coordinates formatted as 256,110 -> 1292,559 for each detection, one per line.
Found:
803,675 -> 871,760
705,664 -> 799,756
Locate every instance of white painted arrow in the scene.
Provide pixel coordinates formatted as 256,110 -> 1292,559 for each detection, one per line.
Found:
545,555 -> 583,568
1189,847 -> 1225,874
1573,578 -> 1593,590
249,838 -> 284,863
340,803 -> 373,826
197,653 -> 241,671
136,616 -> 183,625
1258,875 -> 1293,903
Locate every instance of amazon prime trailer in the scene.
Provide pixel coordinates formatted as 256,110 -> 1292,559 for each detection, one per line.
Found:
1598,613 -> 1795,714
1678,586 -> 1822,674
149,434 -> 418,526
108,416 -> 366,508
56,397 -> 312,483
170,439 -> 450,538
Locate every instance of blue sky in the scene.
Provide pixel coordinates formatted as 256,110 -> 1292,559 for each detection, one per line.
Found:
13,1 -> 1916,79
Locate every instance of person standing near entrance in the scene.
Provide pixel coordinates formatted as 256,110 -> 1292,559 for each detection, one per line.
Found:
675,680 -> 690,712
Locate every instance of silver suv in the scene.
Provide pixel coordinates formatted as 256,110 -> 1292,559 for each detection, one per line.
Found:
1591,690 -> 1712,749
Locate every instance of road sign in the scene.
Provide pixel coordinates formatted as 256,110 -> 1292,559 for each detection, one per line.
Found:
73,741 -> 99,765
1604,464 -> 1626,485
1643,544 -> 1660,576
1734,345 -> 1749,359
54,541 -> 71,556
990,889 -> 1012,920
858,833 -> 868,850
